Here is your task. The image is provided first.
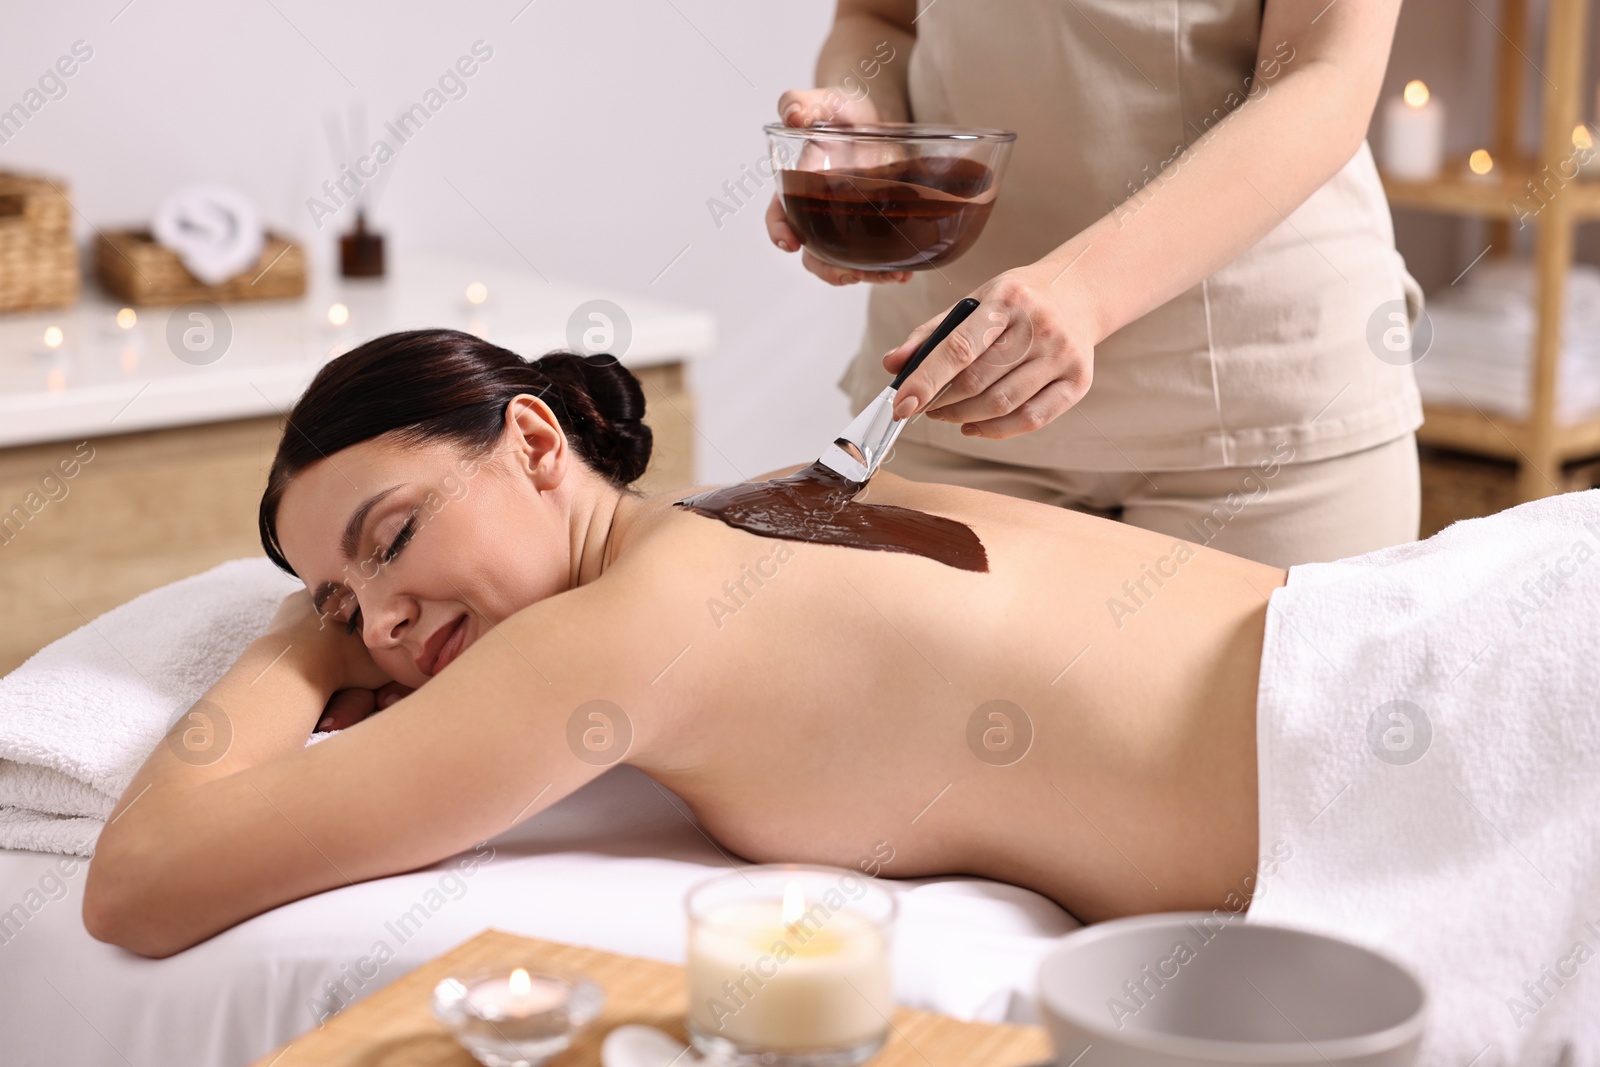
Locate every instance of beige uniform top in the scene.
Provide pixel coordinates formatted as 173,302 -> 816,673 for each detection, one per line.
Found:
839,0 -> 1424,471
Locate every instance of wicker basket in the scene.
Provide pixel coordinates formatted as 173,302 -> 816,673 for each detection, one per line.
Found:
93,229 -> 306,305
0,171 -> 81,313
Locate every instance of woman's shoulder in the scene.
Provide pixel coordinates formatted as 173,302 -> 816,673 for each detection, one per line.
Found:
609,481 -> 751,574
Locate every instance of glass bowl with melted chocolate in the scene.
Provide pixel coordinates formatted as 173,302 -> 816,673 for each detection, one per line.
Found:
765,122 -> 1015,272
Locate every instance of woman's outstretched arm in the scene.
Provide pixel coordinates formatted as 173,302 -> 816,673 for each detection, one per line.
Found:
82,573 -> 668,958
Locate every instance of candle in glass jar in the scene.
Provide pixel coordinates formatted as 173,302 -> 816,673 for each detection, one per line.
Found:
1382,80 -> 1444,180
687,877 -> 893,1053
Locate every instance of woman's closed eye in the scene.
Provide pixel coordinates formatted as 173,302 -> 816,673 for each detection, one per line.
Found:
383,513 -> 418,563
345,513 -> 419,635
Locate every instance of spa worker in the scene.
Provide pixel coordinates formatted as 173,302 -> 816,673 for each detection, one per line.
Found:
767,0 -> 1423,567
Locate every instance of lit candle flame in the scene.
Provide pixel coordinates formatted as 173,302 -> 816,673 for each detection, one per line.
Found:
1403,80 -> 1430,108
327,303 -> 350,327
1575,125 -> 1594,150
509,967 -> 531,995
1468,149 -> 1494,176
43,326 -> 63,349
116,307 -> 137,330
466,281 -> 488,305
781,881 -> 805,928
821,156 -> 831,171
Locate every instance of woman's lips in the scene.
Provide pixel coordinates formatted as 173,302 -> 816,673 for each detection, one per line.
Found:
422,614 -> 470,677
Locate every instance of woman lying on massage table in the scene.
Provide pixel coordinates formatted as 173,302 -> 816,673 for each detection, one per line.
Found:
84,327 -> 1282,957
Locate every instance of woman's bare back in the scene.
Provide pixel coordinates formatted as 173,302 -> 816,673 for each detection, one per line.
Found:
87,457 -> 1286,957
611,466 -> 1286,922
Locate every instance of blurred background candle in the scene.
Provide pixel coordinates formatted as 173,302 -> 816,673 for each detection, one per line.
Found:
1575,124 -> 1600,179
1466,148 -> 1495,183
686,865 -> 896,1066
1383,79 -> 1445,180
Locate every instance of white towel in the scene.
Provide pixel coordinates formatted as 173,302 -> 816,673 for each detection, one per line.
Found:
1249,488 -> 1600,1067
1420,258 -> 1600,420
151,184 -> 266,286
0,558 -> 309,857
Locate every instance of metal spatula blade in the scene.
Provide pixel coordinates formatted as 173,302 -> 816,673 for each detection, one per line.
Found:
817,297 -> 980,485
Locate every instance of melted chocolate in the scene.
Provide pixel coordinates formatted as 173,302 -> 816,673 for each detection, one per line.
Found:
673,461 -> 988,572
779,157 -> 999,272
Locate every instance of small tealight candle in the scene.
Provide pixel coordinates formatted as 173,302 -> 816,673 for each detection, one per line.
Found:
686,864 -> 897,1065
327,302 -> 350,327
466,281 -> 489,305
116,307 -> 137,330
432,964 -> 603,1067
43,326 -> 63,349
469,967 -> 567,1016
1382,79 -> 1445,180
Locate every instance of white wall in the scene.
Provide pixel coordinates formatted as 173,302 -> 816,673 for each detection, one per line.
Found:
0,0 -> 870,483
6,0 -> 1575,481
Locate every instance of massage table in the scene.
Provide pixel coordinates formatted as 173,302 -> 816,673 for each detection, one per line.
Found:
0,764 -> 1078,1066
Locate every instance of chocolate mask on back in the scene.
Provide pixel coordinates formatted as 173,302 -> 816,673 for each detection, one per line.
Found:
674,462 -> 988,572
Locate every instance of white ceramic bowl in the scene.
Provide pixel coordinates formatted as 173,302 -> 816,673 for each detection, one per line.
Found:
1036,913 -> 1426,1067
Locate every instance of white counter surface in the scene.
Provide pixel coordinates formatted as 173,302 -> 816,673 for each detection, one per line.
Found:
0,253 -> 715,448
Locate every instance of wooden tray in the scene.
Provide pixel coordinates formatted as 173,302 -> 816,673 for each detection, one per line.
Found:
93,227 -> 306,305
247,928 -> 1054,1067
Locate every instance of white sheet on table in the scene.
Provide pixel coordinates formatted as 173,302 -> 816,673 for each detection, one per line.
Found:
0,764 -> 1079,1067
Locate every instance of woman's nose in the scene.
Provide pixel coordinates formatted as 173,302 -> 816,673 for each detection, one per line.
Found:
362,593 -> 416,649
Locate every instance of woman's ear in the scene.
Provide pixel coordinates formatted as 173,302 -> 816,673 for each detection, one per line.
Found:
502,394 -> 568,489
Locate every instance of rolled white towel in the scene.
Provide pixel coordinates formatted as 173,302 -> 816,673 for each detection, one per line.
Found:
0,558 -> 324,857
151,184 -> 266,286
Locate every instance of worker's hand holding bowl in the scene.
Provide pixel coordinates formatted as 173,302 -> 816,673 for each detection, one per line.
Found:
764,89 -> 910,286
764,91 -> 1013,286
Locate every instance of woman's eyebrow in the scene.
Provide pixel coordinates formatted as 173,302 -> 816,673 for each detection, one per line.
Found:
341,485 -> 403,561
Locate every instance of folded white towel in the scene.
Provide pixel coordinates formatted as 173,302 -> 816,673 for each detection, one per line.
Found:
151,185 -> 266,286
1420,258 -> 1600,420
0,558 -> 307,857
1250,488 -> 1600,1067
1430,258 -> 1600,327
1414,332 -> 1600,421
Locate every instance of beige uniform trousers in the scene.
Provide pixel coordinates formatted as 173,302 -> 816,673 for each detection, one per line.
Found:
881,432 -> 1419,569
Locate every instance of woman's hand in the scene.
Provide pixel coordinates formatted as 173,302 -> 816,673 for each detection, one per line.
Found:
882,257 -> 1102,439
264,590 -> 393,693
765,88 -> 913,287
314,682 -> 414,733
264,590 -> 414,732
